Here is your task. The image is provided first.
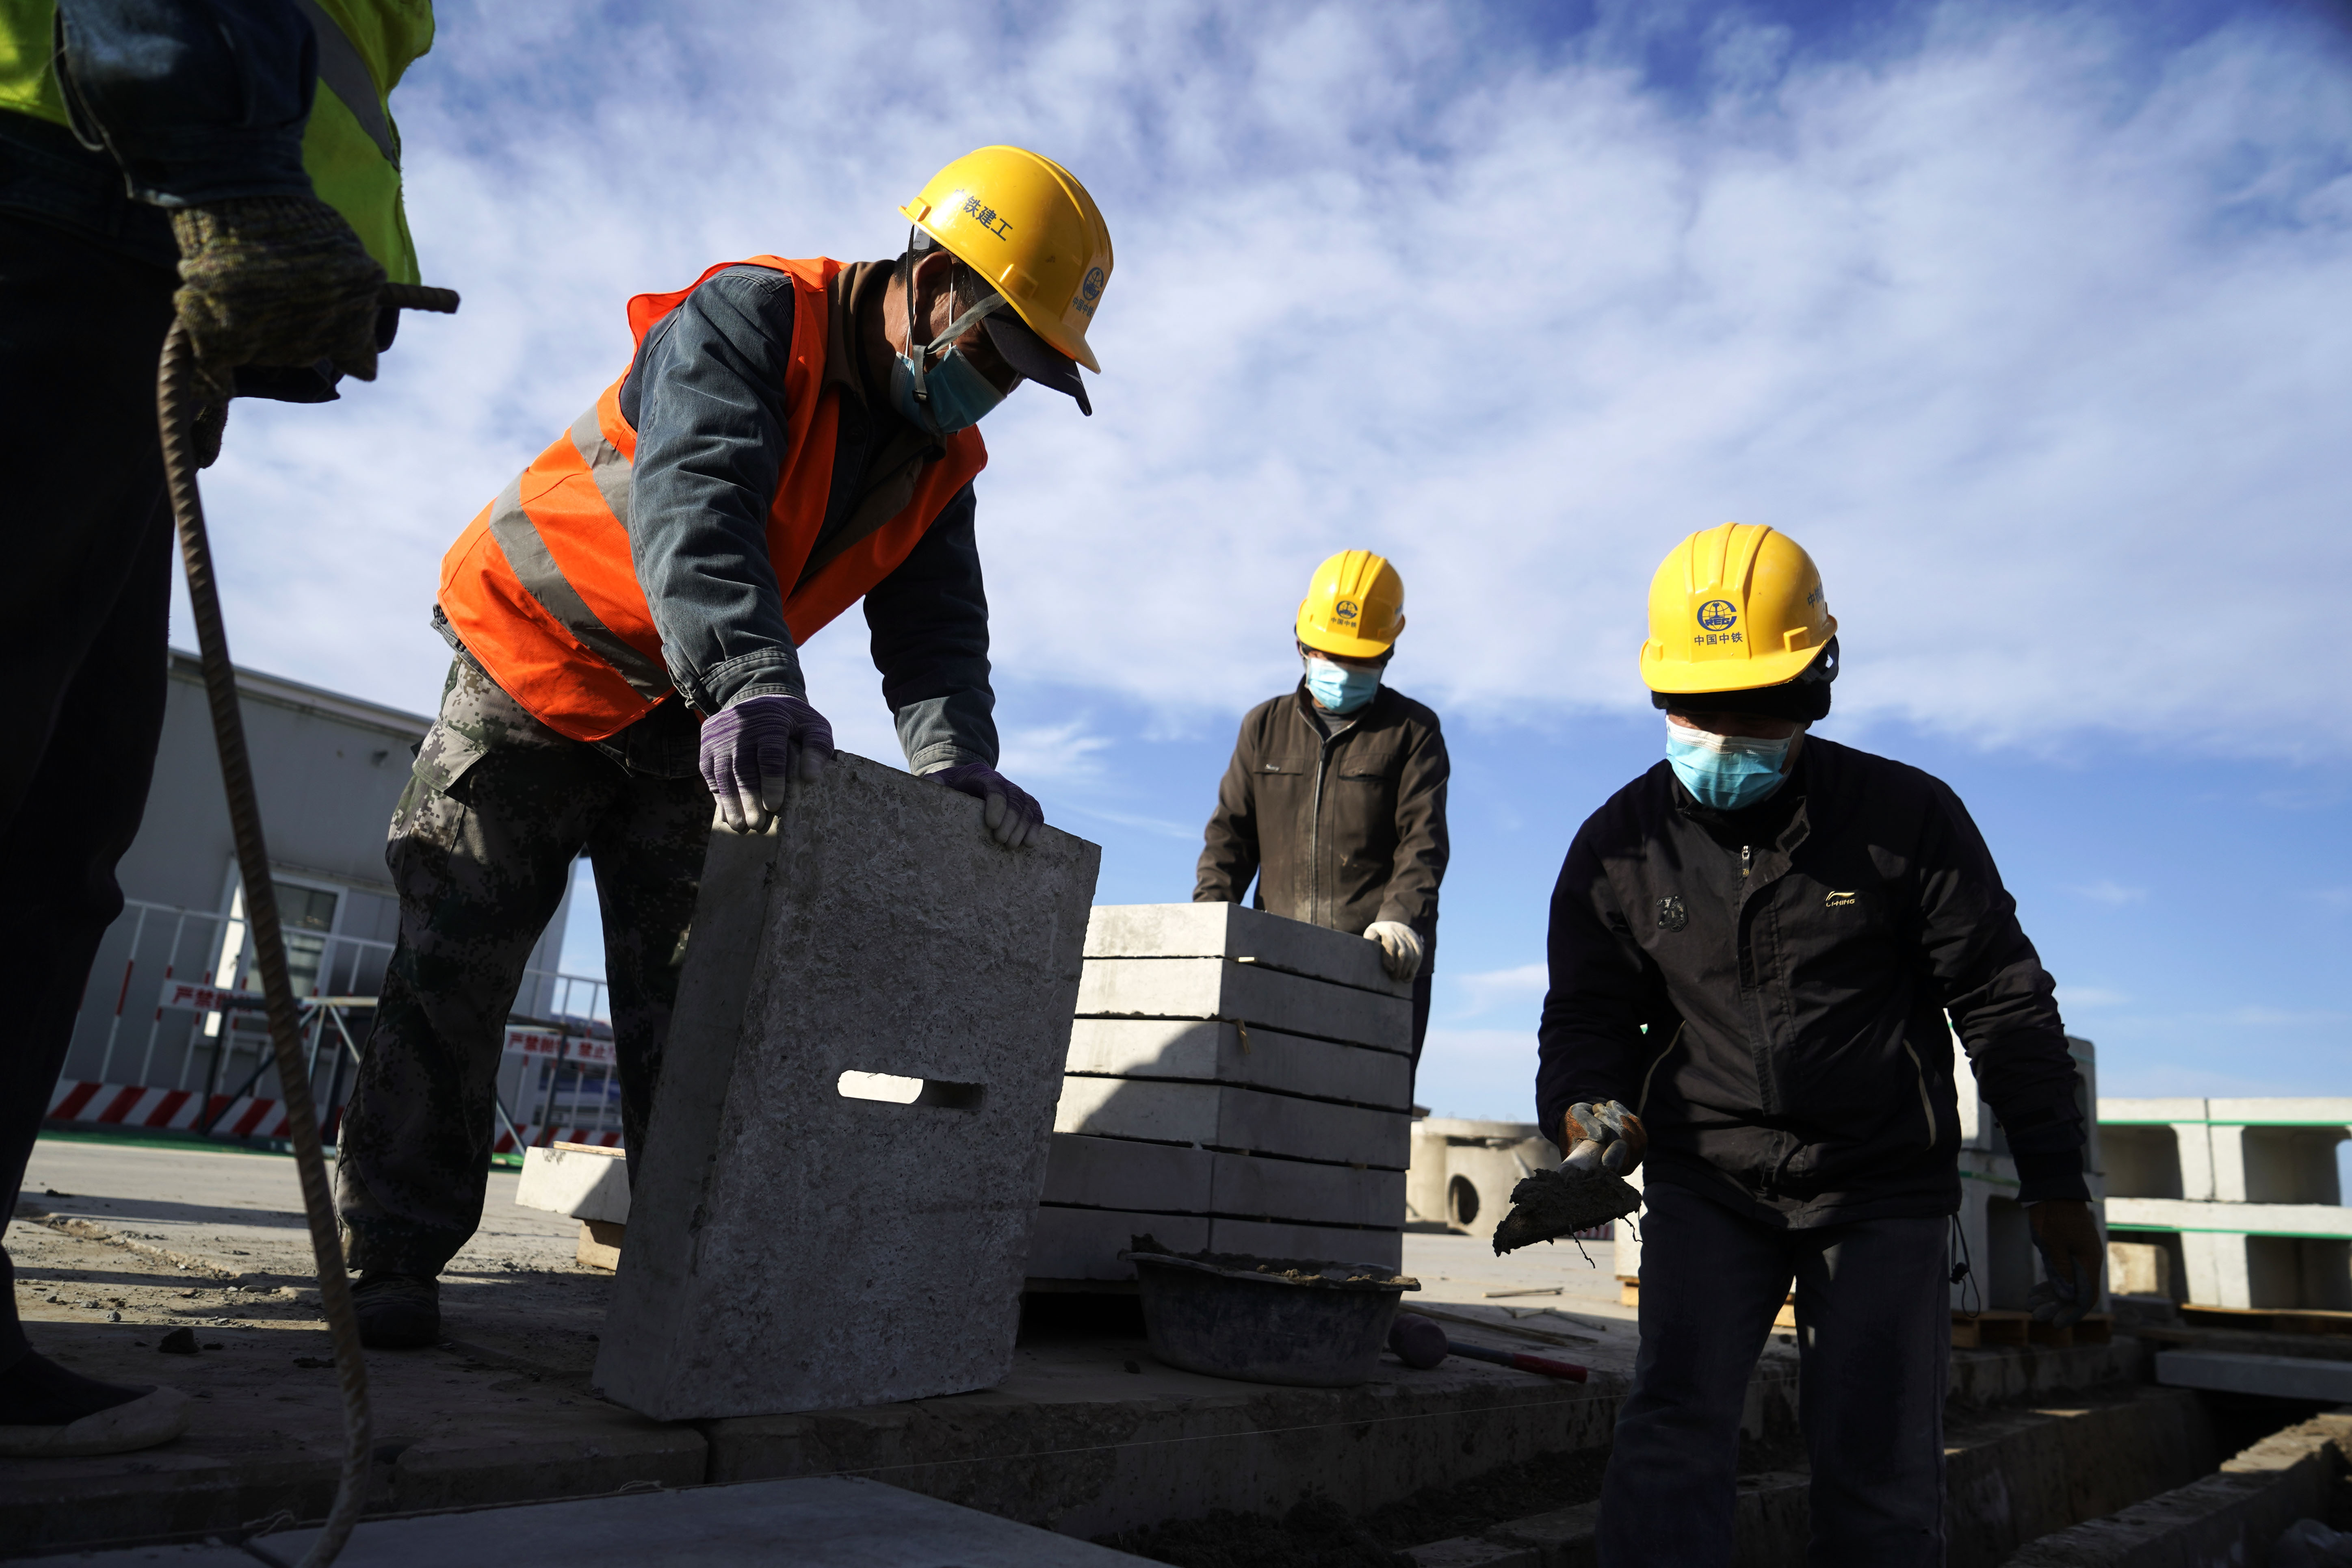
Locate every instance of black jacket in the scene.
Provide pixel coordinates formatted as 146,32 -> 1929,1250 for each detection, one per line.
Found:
1537,736 -> 2087,1228
1195,683 -> 1448,938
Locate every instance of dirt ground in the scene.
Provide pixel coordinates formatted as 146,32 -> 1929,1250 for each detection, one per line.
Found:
1097,1447 -> 1614,1567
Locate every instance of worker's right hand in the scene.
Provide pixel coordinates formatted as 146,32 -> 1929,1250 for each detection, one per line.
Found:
699,693 -> 834,835
1563,1100 -> 1646,1177
1363,920 -> 1424,981
170,194 -> 387,397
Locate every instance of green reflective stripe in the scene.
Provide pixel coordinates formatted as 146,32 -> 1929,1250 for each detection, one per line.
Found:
483,474 -> 670,701
567,407 -> 635,528
294,0 -> 396,168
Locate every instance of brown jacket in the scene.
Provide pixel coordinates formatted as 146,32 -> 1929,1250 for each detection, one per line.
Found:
1194,683 -> 1449,938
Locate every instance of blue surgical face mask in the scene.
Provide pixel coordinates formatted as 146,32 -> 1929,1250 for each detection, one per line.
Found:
890,281 -> 1013,437
1666,722 -> 1794,811
1304,656 -> 1380,715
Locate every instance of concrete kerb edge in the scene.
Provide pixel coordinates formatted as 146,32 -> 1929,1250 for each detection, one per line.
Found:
2005,1408 -> 2352,1568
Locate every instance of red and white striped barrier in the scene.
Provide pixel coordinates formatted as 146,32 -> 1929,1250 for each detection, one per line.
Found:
46,1080 -> 290,1139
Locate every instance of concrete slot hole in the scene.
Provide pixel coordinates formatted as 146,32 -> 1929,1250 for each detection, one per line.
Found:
1447,1173 -> 1480,1228
836,1069 -> 987,1111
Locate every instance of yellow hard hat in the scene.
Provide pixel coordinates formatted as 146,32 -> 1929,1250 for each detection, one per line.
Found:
1640,524 -> 1836,694
901,146 -> 1113,373
1297,550 -> 1406,658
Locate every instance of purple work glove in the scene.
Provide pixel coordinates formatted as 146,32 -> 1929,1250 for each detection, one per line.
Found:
698,694 -> 834,834
928,763 -> 1044,849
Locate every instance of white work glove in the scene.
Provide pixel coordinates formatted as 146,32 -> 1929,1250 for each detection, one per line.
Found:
1363,920 -> 1424,981
1563,1099 -> 1645,1175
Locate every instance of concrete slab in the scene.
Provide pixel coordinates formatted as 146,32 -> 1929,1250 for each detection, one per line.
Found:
1085,903 -> 1409,996
2154,1348 -> 2352,1401
513,1144 -> 629,1224
2007,1411 -> 2351,1568
1065,1018 -> 1412,1109
598,754 -> 1100,1421
1076,957 -> 1410,1053
1028,1208 -> 1209,1279
1040,1134 -> 1414,1230
1054,1077 -> 1410,1167
229,1476 -> 1147,1566
699,1323 -> 1649,1542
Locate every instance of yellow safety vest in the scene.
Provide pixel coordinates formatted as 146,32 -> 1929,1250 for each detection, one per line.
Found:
0,0 -> 430,282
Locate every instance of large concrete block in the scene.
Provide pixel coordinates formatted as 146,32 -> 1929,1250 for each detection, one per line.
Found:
1065,1018 -> 1412,1109
1055,1076 -> 1410,1168
1038,1133 -> 1406,1228
514,1143 -> 630,1224
1076,957 -> 1410,1052
1024,1206 -> 1401,1281
1086,903 -> 1410,996
1209,1218 -> 1402,1272
1029,1206 -> 1210,1280
1039,1133 -> 1214,1212
597,754 -> 1100,1420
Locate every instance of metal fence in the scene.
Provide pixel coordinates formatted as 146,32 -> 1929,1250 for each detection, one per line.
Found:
62,897 -> 619,1148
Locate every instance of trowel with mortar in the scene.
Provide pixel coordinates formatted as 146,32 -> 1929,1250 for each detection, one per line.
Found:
1489,1099 -> 1644,1256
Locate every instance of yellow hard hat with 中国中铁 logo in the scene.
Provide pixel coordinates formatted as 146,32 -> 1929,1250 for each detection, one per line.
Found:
1297,550 -> 1406,659
1639,524 -> 1836,694
901,146 -> 1113,373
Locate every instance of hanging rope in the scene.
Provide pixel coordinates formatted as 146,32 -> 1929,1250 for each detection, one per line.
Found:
156,281 -> 456,1566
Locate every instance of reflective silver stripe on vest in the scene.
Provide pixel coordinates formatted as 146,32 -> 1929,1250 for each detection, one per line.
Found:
567,406 -> 635,526
483,473 -> 671,701
292,0 -> 400,169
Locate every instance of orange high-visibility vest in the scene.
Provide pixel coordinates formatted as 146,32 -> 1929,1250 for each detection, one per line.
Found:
437,255 -> 988,742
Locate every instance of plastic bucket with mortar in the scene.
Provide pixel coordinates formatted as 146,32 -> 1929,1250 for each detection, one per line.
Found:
1120,1237 -> 1419,1387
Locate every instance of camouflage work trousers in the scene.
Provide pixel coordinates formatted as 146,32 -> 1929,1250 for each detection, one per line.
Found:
336,654 -> 710,1276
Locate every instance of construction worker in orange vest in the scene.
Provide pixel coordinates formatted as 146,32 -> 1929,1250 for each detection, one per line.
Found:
334,147 -> 1113,1348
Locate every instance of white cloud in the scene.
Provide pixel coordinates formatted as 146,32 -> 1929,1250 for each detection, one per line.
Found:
995,721 -> 1116,785
2054,985 -> 2129,1009
1454,963 -> 1552,1016
187,0 -> 2352,768
2066,879 -> 2147,906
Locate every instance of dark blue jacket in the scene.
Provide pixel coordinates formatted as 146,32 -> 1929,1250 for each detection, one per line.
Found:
606,262 -> 998,776
1,0 -> 318,266
1538,737 -> 2088,1227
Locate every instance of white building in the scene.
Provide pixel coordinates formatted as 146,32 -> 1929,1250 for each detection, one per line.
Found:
48,650 -> 601,1147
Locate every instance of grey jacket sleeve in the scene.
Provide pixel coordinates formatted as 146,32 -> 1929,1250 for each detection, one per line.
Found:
862,486 -> 998,774
618,266 -> 806,715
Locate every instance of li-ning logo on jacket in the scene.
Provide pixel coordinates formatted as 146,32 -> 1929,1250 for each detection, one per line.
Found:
1656,895 -> 1687,931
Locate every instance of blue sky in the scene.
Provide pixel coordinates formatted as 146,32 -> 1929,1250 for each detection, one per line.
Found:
178,0 -> 2352,1121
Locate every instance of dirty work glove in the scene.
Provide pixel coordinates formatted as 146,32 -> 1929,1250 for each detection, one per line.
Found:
928,763 -> 1043,849
1362,920 -> 1424,981
171,194 -> 387,402
1562,1100 -> 1646,1176
698,694 -> 834,835
2027,1199 -> 2103,1328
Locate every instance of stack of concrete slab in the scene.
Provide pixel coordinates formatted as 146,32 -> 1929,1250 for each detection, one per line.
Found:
596,754 -> 1100,1420
1029,903 -> 1414,1282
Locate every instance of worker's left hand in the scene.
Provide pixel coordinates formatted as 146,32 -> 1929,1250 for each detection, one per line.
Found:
170,193 -> 387,397
2027,1199 -> 2103,1328
927,764 -> 1044,849
699,693 -> 834,834
1362,920 -> 1424,981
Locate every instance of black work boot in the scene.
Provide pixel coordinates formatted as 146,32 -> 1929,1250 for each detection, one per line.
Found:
351,1271 -> 440,1349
